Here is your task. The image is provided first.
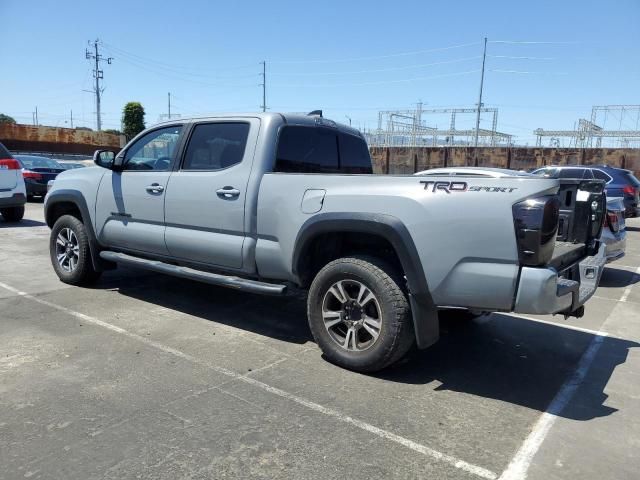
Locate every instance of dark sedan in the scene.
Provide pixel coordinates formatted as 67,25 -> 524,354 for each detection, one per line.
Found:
532,165 -> 640,217
14,155 -> 67,200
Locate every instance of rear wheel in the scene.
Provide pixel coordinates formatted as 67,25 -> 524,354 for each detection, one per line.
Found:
50,215 -> 101,285
0,206 -> 25,222
307,256 -> 415,372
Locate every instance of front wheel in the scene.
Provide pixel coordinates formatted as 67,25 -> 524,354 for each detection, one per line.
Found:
0,206 -> 25,222
49,215 -> 101,285
307,256 -> 415,372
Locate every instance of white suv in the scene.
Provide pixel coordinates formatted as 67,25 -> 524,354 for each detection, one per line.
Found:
0,142 -> 26,222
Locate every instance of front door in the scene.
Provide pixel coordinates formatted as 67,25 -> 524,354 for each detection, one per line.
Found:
95,125 -> 183,255
164,119 -> 258,269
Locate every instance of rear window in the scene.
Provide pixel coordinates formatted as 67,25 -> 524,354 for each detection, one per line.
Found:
623,171 -> 640,187
0,142 -> 13,159
558,168 -> 588,179
338,133 -> 372,174
275,126 -> 371,174
16,157 -> 63,169
593,169 -> 612,182
275,126 -> 339,173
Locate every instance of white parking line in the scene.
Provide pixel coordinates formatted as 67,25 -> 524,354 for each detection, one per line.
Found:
498,268 -> 638,479
484,313 -> 608,337
498,334 -> 606,480
619,266 -> 640,303
0,281 -> 497,480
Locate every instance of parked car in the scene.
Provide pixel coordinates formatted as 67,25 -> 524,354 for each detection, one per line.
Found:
531,165 -> 640,217
13,155 -> 67,200
45,113 -> 607,372
60,162 -> 87,170
601,197 -> 626,263
416,166 -> 626,264
0,142 -> 26,222
415,167 -> 533,178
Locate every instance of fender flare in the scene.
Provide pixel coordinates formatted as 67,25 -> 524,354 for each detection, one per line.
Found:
44,189 -> 113,272
293,212 -> 439,349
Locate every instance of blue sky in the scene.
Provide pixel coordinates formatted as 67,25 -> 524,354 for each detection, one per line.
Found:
1,0 -> 638,145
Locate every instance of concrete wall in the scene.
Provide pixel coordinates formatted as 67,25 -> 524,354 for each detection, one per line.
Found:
0,124 -> 123,155
370,147 -> 640,177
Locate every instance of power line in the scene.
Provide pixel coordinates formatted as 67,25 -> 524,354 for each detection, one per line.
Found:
490,69 -> 568,75
271,69 -> 479,88
488,40 -> 582,45
100,41 -> 256,78
487,55 -> 555,60
270,56 -> 480,76
271,41 -> 480,64
85,39 -> 113,131
107,51 -> 256,89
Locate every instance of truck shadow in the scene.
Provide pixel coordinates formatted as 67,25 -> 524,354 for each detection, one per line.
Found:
599,267 -> 640,288
102,269 -> 637,422
378,313 -> 638,421
0,219 -> 47,228
105,267 -> 313,344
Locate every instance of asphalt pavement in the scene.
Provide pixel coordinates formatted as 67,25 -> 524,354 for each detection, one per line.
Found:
1,202 -> 639,480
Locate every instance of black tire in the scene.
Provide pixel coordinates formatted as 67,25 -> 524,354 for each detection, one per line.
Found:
307,256 -> 415,372
0,206 -> 25,222
49,214 -> 101,285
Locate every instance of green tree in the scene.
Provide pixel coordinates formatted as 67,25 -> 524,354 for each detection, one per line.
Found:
122,102 -> 145,139
0,113 -> 16,125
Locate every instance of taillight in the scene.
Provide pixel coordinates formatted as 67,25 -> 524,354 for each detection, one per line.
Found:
22,169 -> 43,180
0,158 -> 20,170
512,195 -> 560,266
607,211 -> 620,233
623,185 -> 635,196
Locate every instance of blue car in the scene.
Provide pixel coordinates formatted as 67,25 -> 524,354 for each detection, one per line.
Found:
532,165 -> 640,217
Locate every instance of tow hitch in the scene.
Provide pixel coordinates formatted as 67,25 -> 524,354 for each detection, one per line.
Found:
561,305 -> 585,319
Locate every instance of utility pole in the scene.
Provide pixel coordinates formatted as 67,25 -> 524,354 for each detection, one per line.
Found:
70,110 -> 74,129
473,37 -> 487,165
35,106 -> 38,126
85,39 -> 113,131
259,61 -> 266,112
168,92 -> 171,119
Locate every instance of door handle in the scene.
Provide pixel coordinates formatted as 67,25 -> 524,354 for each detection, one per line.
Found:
145,183 -> 165,194
216,187 -> 240,199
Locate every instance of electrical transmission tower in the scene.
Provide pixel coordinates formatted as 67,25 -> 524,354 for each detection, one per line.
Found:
85,39 -> 113,131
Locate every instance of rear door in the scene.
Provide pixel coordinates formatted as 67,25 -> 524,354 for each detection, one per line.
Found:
0,143 -> 19,191
163,119 -> 258,269
95,124 -> 184,255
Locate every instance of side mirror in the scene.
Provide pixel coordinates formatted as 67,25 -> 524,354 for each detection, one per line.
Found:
93,150 -> 115,169
112,153 -> 125,171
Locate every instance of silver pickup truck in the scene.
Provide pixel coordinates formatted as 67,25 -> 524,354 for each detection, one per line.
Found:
45,112 -> 607,372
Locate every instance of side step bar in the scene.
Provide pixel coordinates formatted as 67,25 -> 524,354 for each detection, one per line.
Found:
99,251 -> 287,296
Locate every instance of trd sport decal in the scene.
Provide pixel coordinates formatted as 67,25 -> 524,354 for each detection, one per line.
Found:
419,181 -> 518,194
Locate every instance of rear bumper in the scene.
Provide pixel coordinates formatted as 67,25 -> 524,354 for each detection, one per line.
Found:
0,193 -> 27,208
601,229 -> 626,264
25,180 -> 48,196
513,243 -> 606,315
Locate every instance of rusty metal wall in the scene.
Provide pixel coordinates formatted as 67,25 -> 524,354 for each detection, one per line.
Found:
370,147 -> 640,177
0,124 -> 123,155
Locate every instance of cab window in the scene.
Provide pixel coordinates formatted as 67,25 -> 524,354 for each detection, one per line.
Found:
123,126 -> 183,171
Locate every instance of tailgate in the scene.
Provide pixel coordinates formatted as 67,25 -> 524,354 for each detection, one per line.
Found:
555,179 -> 606,248
0,143 -> 18,190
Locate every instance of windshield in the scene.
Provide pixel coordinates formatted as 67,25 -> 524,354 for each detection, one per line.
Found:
16,156 -> 64,169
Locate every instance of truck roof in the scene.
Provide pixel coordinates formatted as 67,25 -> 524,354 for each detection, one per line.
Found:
152,112 -> 364,137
